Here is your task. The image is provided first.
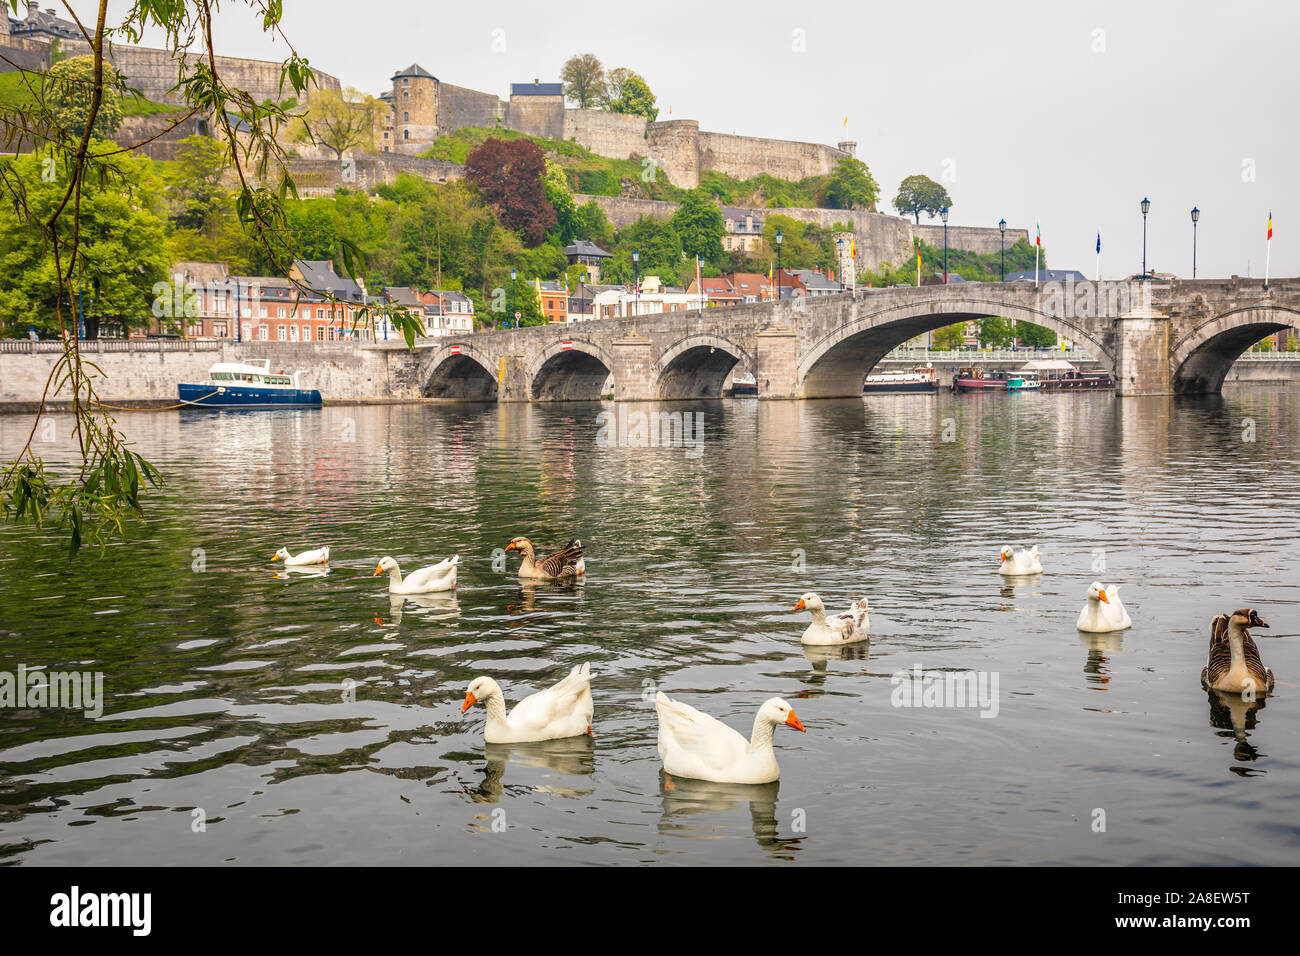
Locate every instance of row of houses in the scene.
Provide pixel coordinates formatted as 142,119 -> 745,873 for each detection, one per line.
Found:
161,260 -> 474,342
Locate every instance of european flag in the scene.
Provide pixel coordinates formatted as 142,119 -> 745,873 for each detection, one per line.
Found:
1096,233 -> 1101,253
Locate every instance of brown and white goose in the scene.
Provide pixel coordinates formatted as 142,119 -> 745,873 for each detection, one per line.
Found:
1202,609 -> 1275,696
505,536 -> 585,580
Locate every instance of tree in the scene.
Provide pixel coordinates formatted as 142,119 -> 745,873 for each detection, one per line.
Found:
47,55 -> 123,139
543,160 -> 578,244
464,138 -> 556,247
608,74 -> 658,122
0,146 -> 168,338
977,315 -> 1016,348
290,87 -> 383,159
1016,322 -> 1058,348
602,67 -> 637,107
560,54 -> 607,108
823,157 -> 878,211
893,174 -> 952,224
932,323 -> 967,349
670,189 -> 725,263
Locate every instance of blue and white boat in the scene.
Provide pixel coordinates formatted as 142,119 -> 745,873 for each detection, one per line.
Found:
178,361 -> 321,408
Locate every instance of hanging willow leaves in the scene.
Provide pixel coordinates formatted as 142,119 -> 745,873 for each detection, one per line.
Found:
0,0 -> 426,557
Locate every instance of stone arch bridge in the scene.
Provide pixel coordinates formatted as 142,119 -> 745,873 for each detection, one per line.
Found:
408,278 -> 1300,401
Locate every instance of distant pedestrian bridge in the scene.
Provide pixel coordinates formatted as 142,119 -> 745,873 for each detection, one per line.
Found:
413,278 -> 1300,400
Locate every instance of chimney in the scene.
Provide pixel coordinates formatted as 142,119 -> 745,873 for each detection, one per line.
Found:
27,2 -> 39,21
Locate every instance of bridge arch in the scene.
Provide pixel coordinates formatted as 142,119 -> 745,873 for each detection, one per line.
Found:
527,338 -> 613,401
1171,305 -> 1300,393
653,333 -> 754,399
421,343 -> 499,401
797,296 -> 1115,398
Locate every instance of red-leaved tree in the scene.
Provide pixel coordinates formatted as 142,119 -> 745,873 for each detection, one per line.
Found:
464,138 -> 557,247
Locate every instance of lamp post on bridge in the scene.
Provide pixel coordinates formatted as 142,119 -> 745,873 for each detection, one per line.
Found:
998,218 -> 1006,281
509,268 -> 516,328
940,206 -> 949,284
837,238 -> 845,292
775,230 -> 783,303
1191,206 -> 1200,279
632,249 -> 640,318
1141,197 -> 1150,279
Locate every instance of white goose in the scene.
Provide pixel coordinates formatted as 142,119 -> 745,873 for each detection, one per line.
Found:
461,663 -> 595,744
793,592 -> 869,645
655,692 -> 806,785
374,555 -> 458,594
273,545 -> 330,566
1077,581 -> 1132,633
999,545 -> 1042,576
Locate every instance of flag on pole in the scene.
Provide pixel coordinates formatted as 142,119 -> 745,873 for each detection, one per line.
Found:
1096,233 -> 1101,254
1036,222 -> 1042,247
1095,232 -> 1101,281
842,114 -> 848,128
850,238 -> 856,259
916,248 -> 922,287
1034,220 -> 1041,288
1265,211 -> 1274,288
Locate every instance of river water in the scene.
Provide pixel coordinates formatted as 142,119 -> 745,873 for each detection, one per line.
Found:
1,388 -> 1297,866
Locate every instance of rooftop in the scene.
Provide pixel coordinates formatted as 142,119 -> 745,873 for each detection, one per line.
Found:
393,64 -> 436,80
564,240 -> 612,259
511,81 -> 563,97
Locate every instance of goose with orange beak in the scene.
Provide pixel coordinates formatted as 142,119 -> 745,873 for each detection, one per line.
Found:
793,592 -> 869,645
655,691 -> 806,784
460,663 -> 595,743
373,554 -> 458,594
999,544 -> 1042,576
1077,580 -> 1132,633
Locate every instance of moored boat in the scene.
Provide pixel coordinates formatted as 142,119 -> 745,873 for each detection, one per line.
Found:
178,361 -> 322,408
864,364 -> 939,393
951,367 -> 1008,392
1005,373 -> 1041,392
730,371 -> 758,396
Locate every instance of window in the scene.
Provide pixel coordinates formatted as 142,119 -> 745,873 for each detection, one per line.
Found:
402,91 -> 408,99
277,325 -> 287,341
302,325 -> 309,341
316,326 -> 325,341
383,131 -> 389,140
213,295 -> 227,313
289,325 -> 298,342
258,325 -> 268,340
277,307 -> 286,318
316,308 -> 324,319
259,306 -> 268,318
402,77 -> 408,86
403,111 -> 409,122
403,130 -> 409,140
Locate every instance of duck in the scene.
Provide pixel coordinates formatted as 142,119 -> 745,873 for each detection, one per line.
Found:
505,536 -> 585,580
461,663 -> 595,744
999,544 -> 1042,576
273,545 -> 329,566
1201,609 -> 1274,696
793,592 -> 869,645
655,691 -> 806,785
373,555 -> 458,594
1076,581 -> 1132,633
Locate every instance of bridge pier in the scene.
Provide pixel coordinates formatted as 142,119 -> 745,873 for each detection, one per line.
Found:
1113,308 -> 1172,396
754,327 -> 799,399
497,354 -> 530,402
611,336 -> 655,401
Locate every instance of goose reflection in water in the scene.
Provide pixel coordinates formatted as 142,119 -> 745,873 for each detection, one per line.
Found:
385,592 -> 460,626
801,640 -> 870,687
467,736 -> 596,804
1206,688 -> 1268,772
1079,630 -> 1126,687
273,565 -> 330,580
507,578 -> 585,616
657,773 -> 802,859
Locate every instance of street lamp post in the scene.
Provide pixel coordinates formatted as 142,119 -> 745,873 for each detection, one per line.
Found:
998,218 -> 1007,281
1190,206 -> 1200,279
775,230 -> 783,302
632,249 -> 639,318
579,272 -> 586,322
837,238 -> 844,292
1141,197 -> 1151,279
509,268 -> 516,328
940,207 -> 949,284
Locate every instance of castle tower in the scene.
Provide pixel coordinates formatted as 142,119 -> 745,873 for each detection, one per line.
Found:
837,141 -> 857,157
388,64 -> 439,154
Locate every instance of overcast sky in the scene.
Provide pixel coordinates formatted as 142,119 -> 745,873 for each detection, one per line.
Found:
101,0 -> 1299,278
